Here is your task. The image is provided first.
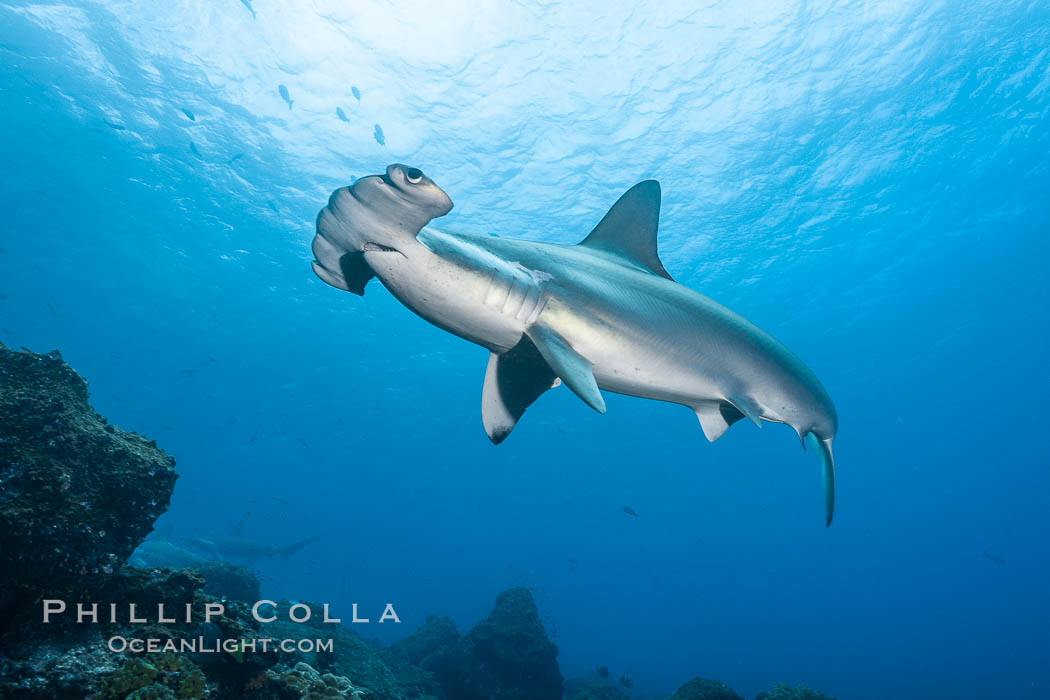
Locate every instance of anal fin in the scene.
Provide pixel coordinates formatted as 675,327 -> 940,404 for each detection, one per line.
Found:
481,336 -> 559,444
527,325 -> 606,413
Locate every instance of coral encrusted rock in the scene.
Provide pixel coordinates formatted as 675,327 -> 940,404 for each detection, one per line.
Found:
667,677 -> 745,700
440,587 -> 562,700
0,344 -> 177,618
755,683 -> 837,700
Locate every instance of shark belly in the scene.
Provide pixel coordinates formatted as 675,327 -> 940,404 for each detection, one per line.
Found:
367,233 -> 535,353
539,282 -> 745,409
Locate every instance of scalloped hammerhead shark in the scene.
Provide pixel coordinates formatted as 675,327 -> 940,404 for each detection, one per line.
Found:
311,165 -> 839,525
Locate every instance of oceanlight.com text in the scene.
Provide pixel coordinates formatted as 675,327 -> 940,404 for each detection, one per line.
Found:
107,635 -> 334,654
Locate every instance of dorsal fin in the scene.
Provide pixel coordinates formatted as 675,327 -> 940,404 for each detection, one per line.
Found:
229,520 -> 245,537
578,180 -> 672,280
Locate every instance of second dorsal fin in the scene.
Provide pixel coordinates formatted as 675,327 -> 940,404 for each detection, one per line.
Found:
578,180 -> 672,280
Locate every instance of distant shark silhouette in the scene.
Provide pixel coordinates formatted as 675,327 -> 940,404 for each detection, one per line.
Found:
129,539 -> 206,569
130,523 -> 318,567
187,522 -> 319,565
312,165 -> 839,525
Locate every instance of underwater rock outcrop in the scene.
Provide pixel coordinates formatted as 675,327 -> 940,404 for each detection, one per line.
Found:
380,615 -> 459,699
0,344 -> 177,621
565,684 -> 627,700
755,683 -> 837,700
256,602 -> 403,699
0,565 -> 284,698
439,587 -> 562,700
265,661 -> 367,699
194,561 -> 261,604
667,677 -> 745,700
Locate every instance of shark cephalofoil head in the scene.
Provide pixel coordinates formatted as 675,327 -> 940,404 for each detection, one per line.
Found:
312,164 -> 452,294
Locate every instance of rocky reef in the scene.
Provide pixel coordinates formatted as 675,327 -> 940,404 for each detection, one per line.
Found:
0,345 -> 838,700
668,677 -> 745,700
755,684 -> 837,700
194,562 -> 261,604
439,586 -> 563,700
0,344 -> 177,623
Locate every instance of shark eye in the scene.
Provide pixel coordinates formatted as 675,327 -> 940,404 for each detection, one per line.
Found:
405,167 -> 423,184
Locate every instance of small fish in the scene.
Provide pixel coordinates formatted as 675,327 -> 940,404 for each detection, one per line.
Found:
228,153 -> 244,164
240,0 -> 256,19
373,123 -> 385,145
181,108 -> 196,121
181,369 -> 195,377
983,551 -> 1005,565
250,429 -> 258,442
37,189 -> 47,196
351,86 -> 361,102
278,84 -> 293,109
619,676 -> 633,689
336,107 -> 348,122
0,295 -> 6,300
622,505 -> 639,519
266,200 -> 279,214
298,438 -> 309,448
596,666 -> 609,679
189,141 -> 201,158
225,418 -> 237,429
47,301 -> 57,318
103,120 -> 126,131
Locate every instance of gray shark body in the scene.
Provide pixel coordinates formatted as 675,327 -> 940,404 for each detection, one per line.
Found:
187,527 -> 319,566
129,540 -> 206,569
312,165 -> 839,525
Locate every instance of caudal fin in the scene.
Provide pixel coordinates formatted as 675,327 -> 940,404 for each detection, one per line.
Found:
276,535 -> 319,564
808,434 -> 835,527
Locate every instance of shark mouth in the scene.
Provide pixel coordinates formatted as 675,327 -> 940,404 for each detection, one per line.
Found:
362,242 -> 403,256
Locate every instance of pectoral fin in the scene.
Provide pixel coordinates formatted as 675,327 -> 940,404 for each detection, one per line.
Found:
527,325 -> 606,413
481,336 -> 559,444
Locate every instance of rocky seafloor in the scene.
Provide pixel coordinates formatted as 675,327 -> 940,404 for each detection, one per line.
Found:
0,343 -> 838,700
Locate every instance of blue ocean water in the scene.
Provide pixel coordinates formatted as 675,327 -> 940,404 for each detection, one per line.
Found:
1,1 -> 1048,698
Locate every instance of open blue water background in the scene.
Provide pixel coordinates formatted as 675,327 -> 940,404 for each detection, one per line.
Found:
1,1 -> 1048,698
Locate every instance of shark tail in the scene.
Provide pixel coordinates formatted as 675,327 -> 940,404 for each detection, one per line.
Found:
277,535 -> 319,564
806,433 -> 835,527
